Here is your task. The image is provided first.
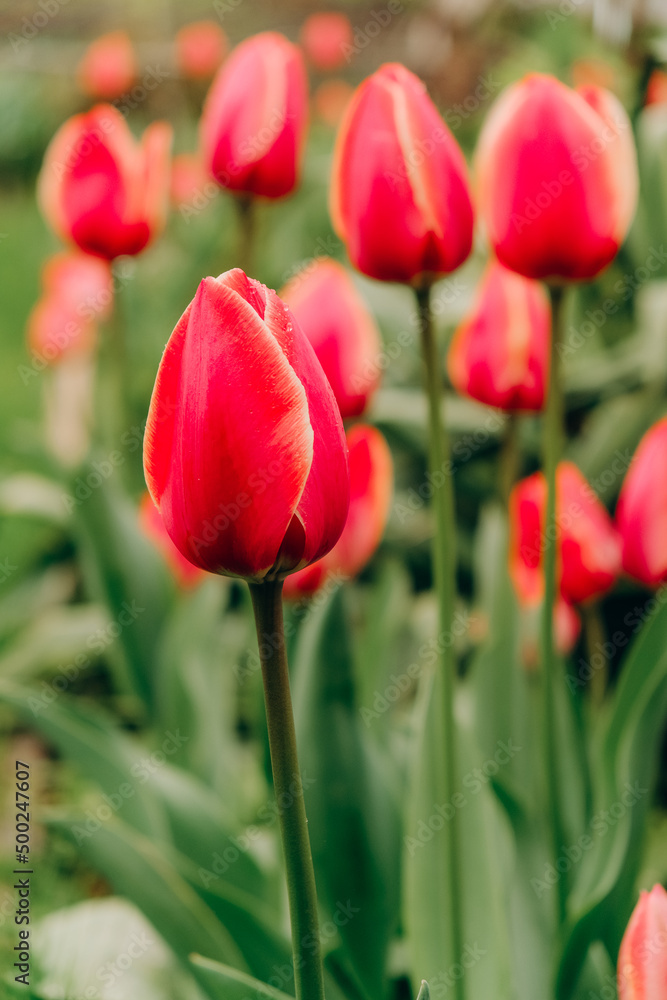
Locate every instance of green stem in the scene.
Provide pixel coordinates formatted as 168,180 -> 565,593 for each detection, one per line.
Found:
542,284 -> 567,930
415,284 -> 463,1000
98,272 -> 130,457
248,579 -> 325,1000
498,413 -> 520,508
235,194 -> 256,275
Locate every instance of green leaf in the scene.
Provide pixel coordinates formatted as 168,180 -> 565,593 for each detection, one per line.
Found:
190,956 -> 294,1000
0,683 -> 167,838
70,463 -> 175,710
403,668 -> 516,1000
556,598 -> 667,997
50,814 -> 247,974
292,586 -> 402,1000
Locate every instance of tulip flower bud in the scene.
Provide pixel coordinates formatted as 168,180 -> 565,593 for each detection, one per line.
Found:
77,31 -> 138,101
281,259 -> 382,419
284,424 -> 392,597
38,105 -> 172,260
176,20 -> 228,80
475,73 -> 638,281
300,13 -> 352,72
646,70 -> 667,108
27,252 -> 113,364
618,884 -> 667,999
447,260 -> 551,412
201,32 -> 308,199
616,417 -> 667,587
330,63 -> 474,284
509,461 -> 622,607
139,493 -> 205,588
143,269 -> 349,581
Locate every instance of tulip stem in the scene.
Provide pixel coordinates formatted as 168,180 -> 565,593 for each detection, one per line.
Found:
415,284 -> 464,1000
249,578 -> 326,1000
542,284 -> 568,932
235,194 -> 256,275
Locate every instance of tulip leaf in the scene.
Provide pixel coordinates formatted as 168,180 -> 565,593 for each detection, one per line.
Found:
48,814 -> 248,986
556,597 -> 667,998
292,585 -> 402,1000
403,662 -> 516,1000
189,956 -> 294,1000
69,462 -> 175,711
0,682 -> 168,838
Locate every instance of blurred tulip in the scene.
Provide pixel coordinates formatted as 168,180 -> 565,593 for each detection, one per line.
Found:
616,417 -> 667,587
475,73 -> 638,281
170,152 -> 209,211
330,63 -> 474,284
38,105 -> 172,260
201,32 -> 308,198
447,259 -> 551,412
28,252 -> 113,363
313,79 -> 354,128
77,31 -> 138,100
27,295 -> 96,363
300,12 -> 352,72
42,251 -> 113,322
571,58 -> 616,92
284,424 -> 392,597
139,493 -> 205,587
176,20 -> 228,80
618,884 -> 667,999
646,69 -> 667,107
555,597 -> 581,654
143,269 -> 349,580
281,259 -> 382,419
509,461 -> 622,607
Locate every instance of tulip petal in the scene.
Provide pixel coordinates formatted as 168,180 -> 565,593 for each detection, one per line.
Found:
144,274 -> 315,578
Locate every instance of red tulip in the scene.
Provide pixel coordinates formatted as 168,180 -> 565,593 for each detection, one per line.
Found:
509,461 -> 622,607
139,493 -> 205,588
475,74 -> 638,281
176,20 -> 228,80
200,32 -> 308,199
281,259 -> 382,419
616,417 -> 667,588
38,105 -> 172,260
284,424 -> 392,597
447,260 -> 551,412
170,152 -> 209,210
330,63 -> 474,284
27,251 -> 113,363
143,269 -> 349,581
300,13 -> 352,72
42,251 -> 114,322
77,31 -> 138,100
313,80 -> 354,128
646,70 -> 667,108
618,884 -> 667,999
